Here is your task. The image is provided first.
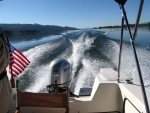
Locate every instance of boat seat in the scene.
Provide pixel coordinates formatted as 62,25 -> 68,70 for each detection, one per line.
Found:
15,88 -> 69,113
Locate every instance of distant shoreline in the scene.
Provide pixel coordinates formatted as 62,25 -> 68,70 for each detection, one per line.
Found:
1,22 -> 149,36
0,23 -> 78,36
93,22 -> 150,29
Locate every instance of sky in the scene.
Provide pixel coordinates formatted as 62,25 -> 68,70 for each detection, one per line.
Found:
0,0 -> 150,28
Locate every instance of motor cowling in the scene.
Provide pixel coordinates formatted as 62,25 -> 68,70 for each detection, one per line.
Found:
47,58 -> 72,93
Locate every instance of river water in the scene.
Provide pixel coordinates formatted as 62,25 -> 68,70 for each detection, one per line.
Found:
8,27 -> 150,95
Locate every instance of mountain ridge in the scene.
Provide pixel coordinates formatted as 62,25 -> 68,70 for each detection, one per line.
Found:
0,23 -> 78,31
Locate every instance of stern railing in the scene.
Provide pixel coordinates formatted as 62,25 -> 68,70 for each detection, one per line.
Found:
116,0 -> 150,113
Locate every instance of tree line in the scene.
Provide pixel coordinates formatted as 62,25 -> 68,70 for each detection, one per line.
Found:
96,22 -> 150,29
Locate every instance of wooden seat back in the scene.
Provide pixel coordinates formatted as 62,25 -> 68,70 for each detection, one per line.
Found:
15,89 -> 69,113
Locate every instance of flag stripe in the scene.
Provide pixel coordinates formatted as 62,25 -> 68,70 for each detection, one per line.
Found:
9,44 -> 30,77
13,50 -> 30,64
11,51 -> 29,67
9,67 -> 20,77
10,54 -> 28,69
9,66 -> 19,76
10,63 -> 23,73
10,60 -> 25,71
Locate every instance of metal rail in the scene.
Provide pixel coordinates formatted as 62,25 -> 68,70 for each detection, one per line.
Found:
118,15 -> 124,83
117,0 -> 150,113
133,0 -> 144,41
118,14 -> 124,83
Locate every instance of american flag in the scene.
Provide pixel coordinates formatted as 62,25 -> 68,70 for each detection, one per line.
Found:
9,44 -> 30,77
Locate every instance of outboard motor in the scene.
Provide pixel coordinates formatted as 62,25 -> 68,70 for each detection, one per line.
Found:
47,58 -> 72,93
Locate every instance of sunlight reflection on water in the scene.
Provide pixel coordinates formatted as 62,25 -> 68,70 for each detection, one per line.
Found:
10,35 -> 61,51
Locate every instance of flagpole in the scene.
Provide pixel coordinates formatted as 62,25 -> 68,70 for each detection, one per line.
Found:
10,67 -> 15,88
5,34 -> 16,88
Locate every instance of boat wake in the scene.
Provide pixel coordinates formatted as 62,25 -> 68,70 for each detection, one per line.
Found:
13,29 -> 150,94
